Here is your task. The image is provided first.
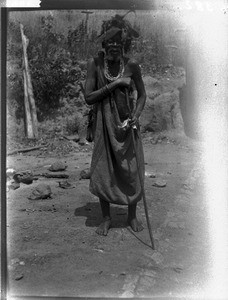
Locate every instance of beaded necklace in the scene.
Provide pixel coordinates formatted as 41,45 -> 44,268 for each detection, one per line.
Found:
104,57 -> 125,81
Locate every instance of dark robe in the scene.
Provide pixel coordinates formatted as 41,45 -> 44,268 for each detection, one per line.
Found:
89,53 -> 145,205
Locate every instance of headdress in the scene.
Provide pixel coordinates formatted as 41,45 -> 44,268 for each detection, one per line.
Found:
96,12 -> 139,52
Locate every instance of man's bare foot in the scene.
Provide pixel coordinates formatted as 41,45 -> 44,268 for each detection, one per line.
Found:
128,217 -> 144,232
96,218 -> 111,236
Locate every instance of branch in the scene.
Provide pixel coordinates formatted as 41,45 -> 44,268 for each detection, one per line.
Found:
7,145 -> 48,156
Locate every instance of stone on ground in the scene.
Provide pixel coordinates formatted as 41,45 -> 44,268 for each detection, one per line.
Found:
153,179 -> 167,188
13,170 -> 34,184
48,161 -> 67,172
28,184 -> 52,200
80,168 -> 91,179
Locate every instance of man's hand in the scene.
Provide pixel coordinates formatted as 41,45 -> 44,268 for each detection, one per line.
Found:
129,115 -> 138,128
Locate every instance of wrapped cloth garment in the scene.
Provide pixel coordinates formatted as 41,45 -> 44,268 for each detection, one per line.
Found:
89,53 -> 145,205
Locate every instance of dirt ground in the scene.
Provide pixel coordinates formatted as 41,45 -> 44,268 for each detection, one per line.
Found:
6,133 -> 211,299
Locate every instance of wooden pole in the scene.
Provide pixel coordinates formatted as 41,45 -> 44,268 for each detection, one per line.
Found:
20,23 -> 38,139
125,88 -> 155,250
23,68 -> 33,138
81,10 -> 93,34
81,10 -> 93,58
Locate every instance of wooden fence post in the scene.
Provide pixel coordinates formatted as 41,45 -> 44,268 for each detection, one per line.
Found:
20,23 -> 38,139
23,67 -> 34,138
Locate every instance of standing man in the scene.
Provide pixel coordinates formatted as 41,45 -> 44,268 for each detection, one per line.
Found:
84,14 -> 146,236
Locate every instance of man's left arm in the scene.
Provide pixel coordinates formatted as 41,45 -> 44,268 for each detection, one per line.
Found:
130,60 -> 146,125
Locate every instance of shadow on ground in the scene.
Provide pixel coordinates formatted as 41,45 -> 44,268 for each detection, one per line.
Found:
74,202 -> 130,229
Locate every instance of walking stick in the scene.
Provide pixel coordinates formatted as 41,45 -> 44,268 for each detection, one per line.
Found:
125,88 -> 155,250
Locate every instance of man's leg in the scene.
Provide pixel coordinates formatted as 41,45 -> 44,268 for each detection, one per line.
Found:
128,203 -> 143,232
96,198 -> 111,236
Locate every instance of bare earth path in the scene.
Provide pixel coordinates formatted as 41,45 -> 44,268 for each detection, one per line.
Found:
6,136 -> 211,298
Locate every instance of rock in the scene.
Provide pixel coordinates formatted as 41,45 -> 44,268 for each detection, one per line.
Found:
28,184 -> 52,200
80,168 -> 91,179
48,161 -> 67,172
6,168 -> 16,178
140,77 -> 184,133
7,180 -> 20,190
21,176 -> 34,184
58,180 -> 74,189
13,170 -> 34,184
153,179 -> 167,188
145,171 -> 156,178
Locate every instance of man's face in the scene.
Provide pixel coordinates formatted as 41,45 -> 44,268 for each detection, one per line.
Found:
105,33 -> 124,60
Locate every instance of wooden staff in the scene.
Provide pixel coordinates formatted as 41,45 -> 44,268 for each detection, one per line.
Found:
125,88 -> 155,250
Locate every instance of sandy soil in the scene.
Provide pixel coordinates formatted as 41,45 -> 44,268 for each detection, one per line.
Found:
6,135 -> 211,298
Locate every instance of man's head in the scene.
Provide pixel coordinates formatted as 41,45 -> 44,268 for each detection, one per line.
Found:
97,14 -> 139,54
103,31 -> 124,60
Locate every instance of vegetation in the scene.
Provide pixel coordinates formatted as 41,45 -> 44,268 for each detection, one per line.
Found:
7,10 -> 185,145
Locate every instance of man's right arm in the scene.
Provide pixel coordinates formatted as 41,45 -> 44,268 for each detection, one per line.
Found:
84,58 -> 131,105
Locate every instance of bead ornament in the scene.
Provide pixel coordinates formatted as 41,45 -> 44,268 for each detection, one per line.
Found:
104,57 -> 125,82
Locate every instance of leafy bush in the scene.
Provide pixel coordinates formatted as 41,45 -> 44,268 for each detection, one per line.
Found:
7,11 -> 182,124
65,115 -> 82,135
27,15 -> 72,120
7,14 -> 88,121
